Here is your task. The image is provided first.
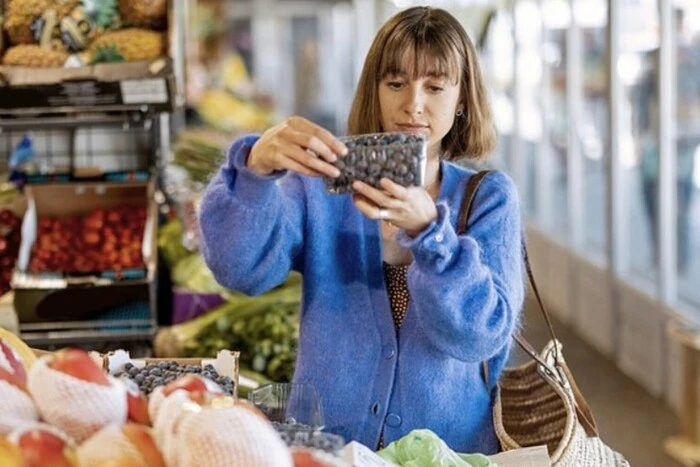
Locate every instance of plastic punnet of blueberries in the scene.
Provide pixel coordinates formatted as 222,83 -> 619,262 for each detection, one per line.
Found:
324,132 -> 427,194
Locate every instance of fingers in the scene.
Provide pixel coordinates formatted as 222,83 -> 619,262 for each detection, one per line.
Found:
352,194 -> 388,220
352,180 -> 399,209
287,116 -> 348,158
280,142 -> 341,178
379,178 -> 410,200
286,130 -> 338,164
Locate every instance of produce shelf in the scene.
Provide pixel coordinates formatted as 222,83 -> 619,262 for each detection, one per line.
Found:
19,299 -> 156,346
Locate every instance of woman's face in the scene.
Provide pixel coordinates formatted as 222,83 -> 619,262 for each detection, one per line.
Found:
378,52 -> 462,160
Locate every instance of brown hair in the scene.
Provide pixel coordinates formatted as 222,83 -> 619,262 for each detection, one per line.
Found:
347,7 -> 496,161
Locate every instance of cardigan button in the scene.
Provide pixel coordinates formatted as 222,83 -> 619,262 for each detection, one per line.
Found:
383,344 -> 395,359
386,413 -> 402,427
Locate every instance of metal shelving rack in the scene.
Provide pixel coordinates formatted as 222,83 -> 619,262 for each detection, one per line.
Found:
0,2 -> 187,353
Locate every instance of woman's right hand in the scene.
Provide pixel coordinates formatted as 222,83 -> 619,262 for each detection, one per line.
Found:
247,116 -> 348,178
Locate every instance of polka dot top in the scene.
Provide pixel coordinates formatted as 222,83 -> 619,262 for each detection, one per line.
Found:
377,262 -> 411,451
383,262 -> 411,329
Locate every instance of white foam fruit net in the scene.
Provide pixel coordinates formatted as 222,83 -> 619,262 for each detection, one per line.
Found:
0,380 -> 38,434
78,424 -> 146,467
148,386 -> 166,423
27,356 -> 127,443
152,389 -> 199,467
176,405 -> 293,467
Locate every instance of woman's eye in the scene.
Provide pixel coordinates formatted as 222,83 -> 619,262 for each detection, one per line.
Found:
428,85 -> 444,93
386,81 -> 404,90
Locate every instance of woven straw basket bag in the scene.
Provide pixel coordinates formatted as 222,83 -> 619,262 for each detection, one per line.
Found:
460,171 -> 631,467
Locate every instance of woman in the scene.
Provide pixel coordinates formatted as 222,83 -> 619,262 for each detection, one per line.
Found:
199,7 -> 524,454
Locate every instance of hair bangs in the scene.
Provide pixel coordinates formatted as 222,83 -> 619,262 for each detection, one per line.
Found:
378,23 -> 462,84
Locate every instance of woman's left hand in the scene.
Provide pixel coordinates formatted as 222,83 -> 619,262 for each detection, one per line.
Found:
352,178 -> 437,237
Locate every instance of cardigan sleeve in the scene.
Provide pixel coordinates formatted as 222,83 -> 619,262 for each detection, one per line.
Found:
397,171 -> 524,362
199,135 -> 306,296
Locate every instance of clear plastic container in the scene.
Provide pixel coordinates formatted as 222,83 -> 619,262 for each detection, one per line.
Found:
248,382 -> 324,429
324,132 -> 428,194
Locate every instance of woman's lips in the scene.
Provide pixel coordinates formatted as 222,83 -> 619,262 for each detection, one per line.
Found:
397,123 -> 429,133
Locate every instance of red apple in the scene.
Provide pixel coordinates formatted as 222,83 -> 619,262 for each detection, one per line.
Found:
48,349 -> 110,386
125,386 -> 150,426
15,428 -> 76,467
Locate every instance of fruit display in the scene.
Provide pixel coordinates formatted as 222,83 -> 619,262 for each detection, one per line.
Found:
3,0 -> 78,45
77,423 -> 165,467
29,205 -> 147,274
1,0 -> 168,68
1,44 -> 69,67
324,132 -> 428,194
196,89 -> 277,133
8,423 -> 78,467
27,348 -> 128,442
87,28 -> 164,62
114,361 -> 235,396
0,209 -> 22,295
0,337 -> 317,467
118,0 -> 167,29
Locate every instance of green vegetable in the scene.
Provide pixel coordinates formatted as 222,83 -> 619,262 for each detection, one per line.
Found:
155,273 -> 302,383
378,430 -> 495,467
158,219 -> 192,268
171,254 -> 226,293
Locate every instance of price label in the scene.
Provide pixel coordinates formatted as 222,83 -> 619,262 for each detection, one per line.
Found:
120,78 -> 168,104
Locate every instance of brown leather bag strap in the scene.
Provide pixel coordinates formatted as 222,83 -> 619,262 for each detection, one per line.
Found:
460,170 -> 599,437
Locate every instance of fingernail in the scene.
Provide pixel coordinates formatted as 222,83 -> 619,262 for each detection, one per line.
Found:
333,168 -> 341,178
340,145 -> 348,156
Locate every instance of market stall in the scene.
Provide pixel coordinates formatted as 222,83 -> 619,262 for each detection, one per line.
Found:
0,332 -> 550,466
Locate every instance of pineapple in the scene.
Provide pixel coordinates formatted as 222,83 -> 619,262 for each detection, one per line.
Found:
4,0 -> 77,45
2,44 -> 68,67
88,28 -> 163,62
119,0 -> 167,29
90,43 -> 123,64
60,0 -> 120,52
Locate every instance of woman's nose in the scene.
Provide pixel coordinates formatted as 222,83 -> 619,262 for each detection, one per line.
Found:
403,86 -> 424,115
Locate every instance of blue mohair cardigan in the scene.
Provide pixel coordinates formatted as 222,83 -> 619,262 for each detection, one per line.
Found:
199,135 -> 524,455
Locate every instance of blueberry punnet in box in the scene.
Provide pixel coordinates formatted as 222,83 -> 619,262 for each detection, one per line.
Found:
323,132 -> 427,194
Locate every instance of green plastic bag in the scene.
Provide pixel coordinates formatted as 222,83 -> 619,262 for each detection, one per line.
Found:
378,430 -> 495,467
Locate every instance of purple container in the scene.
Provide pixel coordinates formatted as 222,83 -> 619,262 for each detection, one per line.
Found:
171,288 -> 226,324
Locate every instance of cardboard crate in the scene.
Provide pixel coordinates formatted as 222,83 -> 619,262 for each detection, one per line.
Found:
11,180 -> 158,323
104,349 -> 240,398
0,0 -> 181,113
14,180 -> 157,283
29,348 -> 241,397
